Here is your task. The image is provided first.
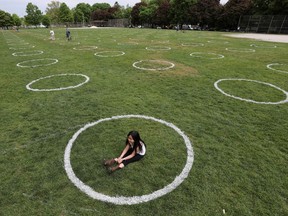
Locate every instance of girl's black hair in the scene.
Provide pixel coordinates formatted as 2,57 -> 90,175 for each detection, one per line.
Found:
126,130 -> 144,151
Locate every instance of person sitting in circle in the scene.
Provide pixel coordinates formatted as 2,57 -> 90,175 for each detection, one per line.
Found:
104,130 -> 146,172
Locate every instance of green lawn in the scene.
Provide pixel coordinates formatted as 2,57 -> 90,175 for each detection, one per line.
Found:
1,27 -> 288,215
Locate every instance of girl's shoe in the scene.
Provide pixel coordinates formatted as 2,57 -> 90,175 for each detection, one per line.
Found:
109,165 -> 120,172
104,159 -> 115,166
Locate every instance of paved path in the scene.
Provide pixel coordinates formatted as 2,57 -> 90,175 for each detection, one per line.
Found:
225,33 -> 288,43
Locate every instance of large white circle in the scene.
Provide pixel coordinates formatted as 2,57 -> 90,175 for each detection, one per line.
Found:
181,43 -> 204,47
267,63 -> 288,74
146,46 -> 171,51
250,44 -> 277,48
9,46 -> 35,50
133,60 -> 175,71
214,78 -> 288,104
12,50 -> 43,56
118,42 -> 138,45
225,48 -> 255,52
26,73 -> 90,91
73,46 -> 98,50
190,52 -> 224,59
94,51 -> 125,57
64,114 -> 194,205
17,58 -> 58,68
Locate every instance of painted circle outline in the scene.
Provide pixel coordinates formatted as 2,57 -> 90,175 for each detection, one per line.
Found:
9,46 -> 35,50
26,73 -> 90,91
12,50 -> 43,56
7,42 -> 29,46
214,78 -> 288,104
64,114 -> 194,205
133,60 -> 175,71
267,63 -> 288,74
146,46 -> 171,51
17,58 -> 58,68
225,48 -> 255,52
94,51 -> 125,57
250,44 -> 277,48
190,52 -> 224,59
181,43 -> 204,47
117,42 -> 138,45
73,46 -> 98,50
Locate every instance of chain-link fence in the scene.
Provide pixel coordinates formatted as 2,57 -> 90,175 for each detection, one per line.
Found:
238,15 -> 288,34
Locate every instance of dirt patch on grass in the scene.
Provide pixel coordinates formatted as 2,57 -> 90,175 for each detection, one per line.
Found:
144,61 -> 199,77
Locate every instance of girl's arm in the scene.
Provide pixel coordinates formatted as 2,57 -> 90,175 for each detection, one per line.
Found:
117,144 -> 130,160
117,148 -> 136,164
121,150 -> 136,161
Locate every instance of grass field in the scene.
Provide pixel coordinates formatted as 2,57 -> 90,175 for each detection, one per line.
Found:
1,27 -> 288,215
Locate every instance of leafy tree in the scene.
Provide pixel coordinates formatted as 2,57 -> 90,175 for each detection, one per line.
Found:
12,14 -> 22,26
91,9 -> 110,20
192,0 -> 221,28
59,2 -> 73,23
131,2 -> 148,25
45,1 -> 61,24
218,0 -> 252,30
251,0 -> 271,14
42,15 -> 51,27
91,3 -> 111,20
75,3 -> 92,22
267,0 -> 288,14
0,10 -> 13,28
170,0 -> 197,26
73,8 -> 85,23
154,0 -> 172,27
139,3 -> 157,26
122,6 -> 132,19
92,3 -> 111,11
109,2 -> 125,19
25,3 -> 42,26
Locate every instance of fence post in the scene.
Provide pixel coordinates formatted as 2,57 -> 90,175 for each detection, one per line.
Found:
279,16 -> 287,34
268,16 -> 274,34
237,15 -> 242,31
246,15 -> 252,32
257,16 -> 262,33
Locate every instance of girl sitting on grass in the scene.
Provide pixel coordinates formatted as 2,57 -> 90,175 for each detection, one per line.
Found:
104,131 -> 146,172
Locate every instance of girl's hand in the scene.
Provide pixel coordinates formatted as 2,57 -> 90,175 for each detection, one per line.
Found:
117,158 -> 123,164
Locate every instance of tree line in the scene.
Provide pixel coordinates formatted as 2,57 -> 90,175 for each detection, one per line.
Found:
1,0 -> 288,30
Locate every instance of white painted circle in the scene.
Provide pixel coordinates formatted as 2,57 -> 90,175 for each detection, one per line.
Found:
214,78 -> 288,104
133,60 -> 175,71
267,63 -> 288,74
151,40 -> 170,44
225,48 -> 255,52
7,42 -> 29,46
26,74 -> 89,91
250,44 -> 277,48
64,114 -> 194,205
181,43 -> 204,47
9,46 -> 35,50
12,50 -> 43,56
146,46 -> 171,51
94,51 -> 125,57
73,46 -> 98,50
190,52 -> 224,59
17,58 -> 58,68
118,42 -> 138,45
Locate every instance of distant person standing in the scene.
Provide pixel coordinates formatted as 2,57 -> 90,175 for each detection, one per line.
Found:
66,27 -> 71,41
50,30 -> 55,40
